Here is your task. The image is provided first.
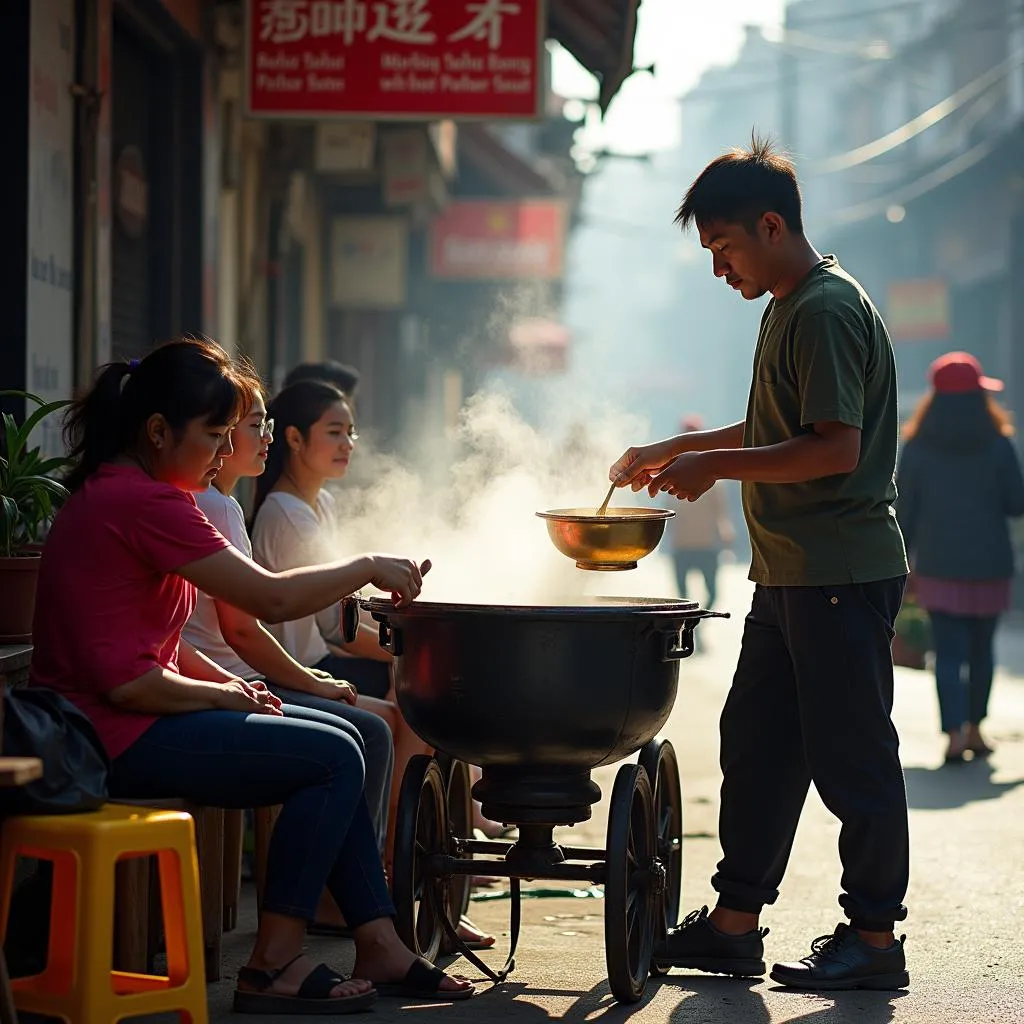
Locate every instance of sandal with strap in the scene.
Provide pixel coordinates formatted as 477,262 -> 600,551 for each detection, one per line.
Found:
372,957 -> 475,1001
233,954 -> 378,1015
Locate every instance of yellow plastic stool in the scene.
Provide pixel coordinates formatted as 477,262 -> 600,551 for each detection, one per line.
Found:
0,803 -> 208,1024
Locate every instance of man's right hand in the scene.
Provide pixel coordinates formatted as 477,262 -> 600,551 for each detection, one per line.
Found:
609,439 -> 683,491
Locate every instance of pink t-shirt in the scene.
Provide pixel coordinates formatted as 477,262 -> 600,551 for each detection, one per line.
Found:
30,464 -> 230,759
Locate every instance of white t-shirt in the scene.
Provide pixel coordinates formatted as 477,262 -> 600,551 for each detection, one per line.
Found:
251,490 -> 342,668
181,487 -> 256,679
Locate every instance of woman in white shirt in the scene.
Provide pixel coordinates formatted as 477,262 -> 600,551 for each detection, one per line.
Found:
182,389 -> 394,935
251,379 -> 495,951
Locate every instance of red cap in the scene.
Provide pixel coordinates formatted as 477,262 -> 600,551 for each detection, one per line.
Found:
929,351 -> 1003,394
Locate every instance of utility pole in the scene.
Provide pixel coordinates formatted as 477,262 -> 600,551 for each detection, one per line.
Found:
778,10 -> 798,156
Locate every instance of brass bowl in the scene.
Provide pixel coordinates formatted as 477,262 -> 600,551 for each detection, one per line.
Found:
537,507 -> 675,571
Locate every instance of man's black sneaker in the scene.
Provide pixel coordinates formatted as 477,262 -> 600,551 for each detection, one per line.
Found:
652,906 -> 768,976
770,924 -> 910,991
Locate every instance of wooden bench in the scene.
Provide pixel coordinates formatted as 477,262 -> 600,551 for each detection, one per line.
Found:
111,803 -> 243,983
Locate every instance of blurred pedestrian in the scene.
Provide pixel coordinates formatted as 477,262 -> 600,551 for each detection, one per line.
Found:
668,414 -> 734,608
897,352 -> 1024,762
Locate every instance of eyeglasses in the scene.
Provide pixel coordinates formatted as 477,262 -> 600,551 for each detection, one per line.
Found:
256,418 -> 274,439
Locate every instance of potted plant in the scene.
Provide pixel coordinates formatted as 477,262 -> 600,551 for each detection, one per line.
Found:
0,391 -> 72,642
893,594 -> 931,670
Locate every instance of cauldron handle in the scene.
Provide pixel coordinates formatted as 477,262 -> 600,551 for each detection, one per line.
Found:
662,627 -> 695,660
660,610 -> 730,661
377,618 -> 404,657
341,596 -> 360,644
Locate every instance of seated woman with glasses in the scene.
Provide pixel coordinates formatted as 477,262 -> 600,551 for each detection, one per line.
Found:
180,387 -> 395,933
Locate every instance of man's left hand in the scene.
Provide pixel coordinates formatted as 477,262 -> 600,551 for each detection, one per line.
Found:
648,452 -> 716,501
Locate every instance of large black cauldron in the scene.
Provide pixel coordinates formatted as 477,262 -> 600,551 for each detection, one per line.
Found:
362,595 -> 724,1004
364,595 -> 714,825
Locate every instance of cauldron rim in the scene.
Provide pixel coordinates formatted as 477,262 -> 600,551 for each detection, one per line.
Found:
361,595 -> 702,619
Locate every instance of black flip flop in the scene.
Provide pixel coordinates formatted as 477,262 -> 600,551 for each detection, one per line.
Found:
233,955 -> 377,1015
372,957 -> 475,1001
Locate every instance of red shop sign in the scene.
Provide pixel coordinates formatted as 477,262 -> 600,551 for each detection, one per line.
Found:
245,0 -> 545,120
429,199 -> 566,281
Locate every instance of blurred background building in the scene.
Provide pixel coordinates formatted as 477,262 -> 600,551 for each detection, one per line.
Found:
4,0 -> 1024,519
1,0 -> 643,453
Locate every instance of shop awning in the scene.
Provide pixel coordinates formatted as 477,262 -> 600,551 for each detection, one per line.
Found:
457,124 -> 557,197
548,0 -> 642,113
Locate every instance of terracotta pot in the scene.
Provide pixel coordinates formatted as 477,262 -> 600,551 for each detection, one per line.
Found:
892,632 -> 926,671
0,554 -> 41,643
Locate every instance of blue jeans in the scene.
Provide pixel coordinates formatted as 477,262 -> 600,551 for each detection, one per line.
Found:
110,705 -> 395,925
928,612 -> 999,731
265,684 -> 394,854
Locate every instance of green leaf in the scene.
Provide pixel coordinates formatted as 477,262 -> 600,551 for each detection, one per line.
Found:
0,390 -> 48,405
0,495 -> 18,557
0,390 -> 73,553
36,456 -> 71,476
2,413 -> 19,462
29,477 -> 69,501
20,398 -> 71,448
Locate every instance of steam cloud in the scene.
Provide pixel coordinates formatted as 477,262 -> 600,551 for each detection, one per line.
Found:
319,389 -> 663,605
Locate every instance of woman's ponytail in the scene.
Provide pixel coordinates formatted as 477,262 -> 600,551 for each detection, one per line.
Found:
63,361 -> 135,492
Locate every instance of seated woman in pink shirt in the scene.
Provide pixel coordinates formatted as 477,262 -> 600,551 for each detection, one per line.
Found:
30,338 -> 472,1014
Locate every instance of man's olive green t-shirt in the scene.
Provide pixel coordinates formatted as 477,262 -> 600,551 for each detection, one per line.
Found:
742,255 -> 908,586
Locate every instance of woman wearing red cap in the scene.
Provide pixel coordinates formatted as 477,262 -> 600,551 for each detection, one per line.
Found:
898,352 -> 1024,762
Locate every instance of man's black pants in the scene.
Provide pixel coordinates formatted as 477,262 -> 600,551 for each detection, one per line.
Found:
712,577 -> 909,931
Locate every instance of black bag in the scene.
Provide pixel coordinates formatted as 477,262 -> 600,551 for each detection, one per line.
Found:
0,688 -> 110,815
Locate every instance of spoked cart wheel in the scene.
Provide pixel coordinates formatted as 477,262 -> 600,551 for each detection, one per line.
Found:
638,738 -> 683,976
604,762 -> 659,1004
392,754 -> 458,963
439,757 -> 473,954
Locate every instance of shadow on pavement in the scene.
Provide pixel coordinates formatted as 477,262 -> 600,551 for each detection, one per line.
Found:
904,758 -> 1024,809
658,976 -> 907,1024
372,974 -> 910,1023
759,987 -> 907,1024
662,976 -> 771,1023
470,979 -> 652,1022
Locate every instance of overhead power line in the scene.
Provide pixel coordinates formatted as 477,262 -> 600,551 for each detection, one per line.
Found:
826,132 -> 1003,228
814,49 -> 1024,174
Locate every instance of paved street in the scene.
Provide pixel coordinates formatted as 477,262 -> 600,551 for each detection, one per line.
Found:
211,560 -> 1024,1023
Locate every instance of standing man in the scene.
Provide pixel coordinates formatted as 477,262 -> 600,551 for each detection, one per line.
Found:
611,137 -> 910,990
